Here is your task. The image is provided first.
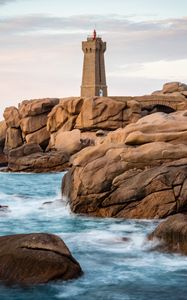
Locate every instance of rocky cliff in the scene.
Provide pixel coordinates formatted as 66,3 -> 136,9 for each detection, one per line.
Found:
1,81 -> 187,173
1,82 -> 187,220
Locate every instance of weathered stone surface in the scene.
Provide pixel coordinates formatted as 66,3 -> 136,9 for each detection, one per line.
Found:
148,214 -> 187,255
62,138 -> 187,218
0,121 -> 7,147
47,96 -> 139,134
105,111 -> 187,146
59,97 -> 84,115
151,82 -> 187,101
20,114 -> 48,135
8,150 -> 69,172
163,82 -> 187,94
9,143 -> 43,158
3,106 -> 21,128
48,128 -> 94,156
181,91 -> 187,97
19,98 -> 59,118
75,97 -> 127,130
25,126 -> 50,149
4,128 -> 23,153
49,129 -> 90,155
47,98 -> 84,133
0,233 -> 82,285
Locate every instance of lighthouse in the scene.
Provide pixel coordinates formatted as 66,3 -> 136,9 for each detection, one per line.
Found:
81,30 -> 108,97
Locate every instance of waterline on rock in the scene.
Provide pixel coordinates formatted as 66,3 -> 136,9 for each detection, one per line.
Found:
0,172 -> 187,300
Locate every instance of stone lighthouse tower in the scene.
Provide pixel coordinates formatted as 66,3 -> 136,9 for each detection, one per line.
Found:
81,30 -> 108,97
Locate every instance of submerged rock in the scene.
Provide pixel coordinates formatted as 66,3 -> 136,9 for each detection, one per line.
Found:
0,233 -> 82,285
0,205 -> 9,213
148,214 -> 187,255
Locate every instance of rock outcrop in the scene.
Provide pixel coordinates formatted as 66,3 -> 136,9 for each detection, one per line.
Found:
3,98 -> 59,154
62,144 -> 187,219
62,108 -> 187,219
8,144 -> 69,172
47,96 -> 141,151
105,111 -> 187,146
152,82 -> 187,96
149,213 -> 187,255
18,98 -> 59,118
4,128 -> 23,153
0,233 -> 82,285
2,82 -> 187,173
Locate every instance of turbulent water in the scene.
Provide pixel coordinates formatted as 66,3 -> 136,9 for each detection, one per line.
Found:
0,172 -> 187,300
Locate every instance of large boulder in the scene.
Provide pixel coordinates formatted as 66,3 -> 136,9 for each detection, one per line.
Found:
20,114 -> 48,135
103,111 -> 187,146
49,129 -> 91,155
18,98 -> 59,118
124,111 -> 187,146
163,82 -> 187,94
152,82 -> 187,98
0,233 -> 82,285
148,214 -> 187,255
8,143 -> 43,158
75,97 -> 127,130
4,127 -> 23,153
47,97 -> 84,133
62,140 -> 187,218
8,149 -> 69,172
25,126 -> 50,149
3,106 -> 21,128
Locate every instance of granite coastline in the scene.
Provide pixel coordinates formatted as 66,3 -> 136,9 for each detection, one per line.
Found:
1,81 -> 187,284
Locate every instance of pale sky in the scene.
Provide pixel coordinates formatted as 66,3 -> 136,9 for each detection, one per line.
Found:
0,0 -> 187,118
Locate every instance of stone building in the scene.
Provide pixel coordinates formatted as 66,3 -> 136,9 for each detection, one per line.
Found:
81,30 -> 108,97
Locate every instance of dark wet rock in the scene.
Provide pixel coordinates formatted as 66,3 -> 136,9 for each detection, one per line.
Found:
0,153 -> 8,167
0,205 -> 9,213
121,237 -> 131,242
42,201 -> 53,206
148,213 -> 187,255
0,233 -> 82,285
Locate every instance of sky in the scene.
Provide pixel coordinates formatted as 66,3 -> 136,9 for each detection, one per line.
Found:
0,0 -> 187,118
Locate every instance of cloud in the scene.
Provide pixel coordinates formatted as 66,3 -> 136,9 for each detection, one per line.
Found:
0,13 -> 186,118
0,14 -> 186,63
108,59 -> 187,81
0,0 -> 16,5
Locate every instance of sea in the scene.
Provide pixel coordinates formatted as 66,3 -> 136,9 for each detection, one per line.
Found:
0,172 -> 187,300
